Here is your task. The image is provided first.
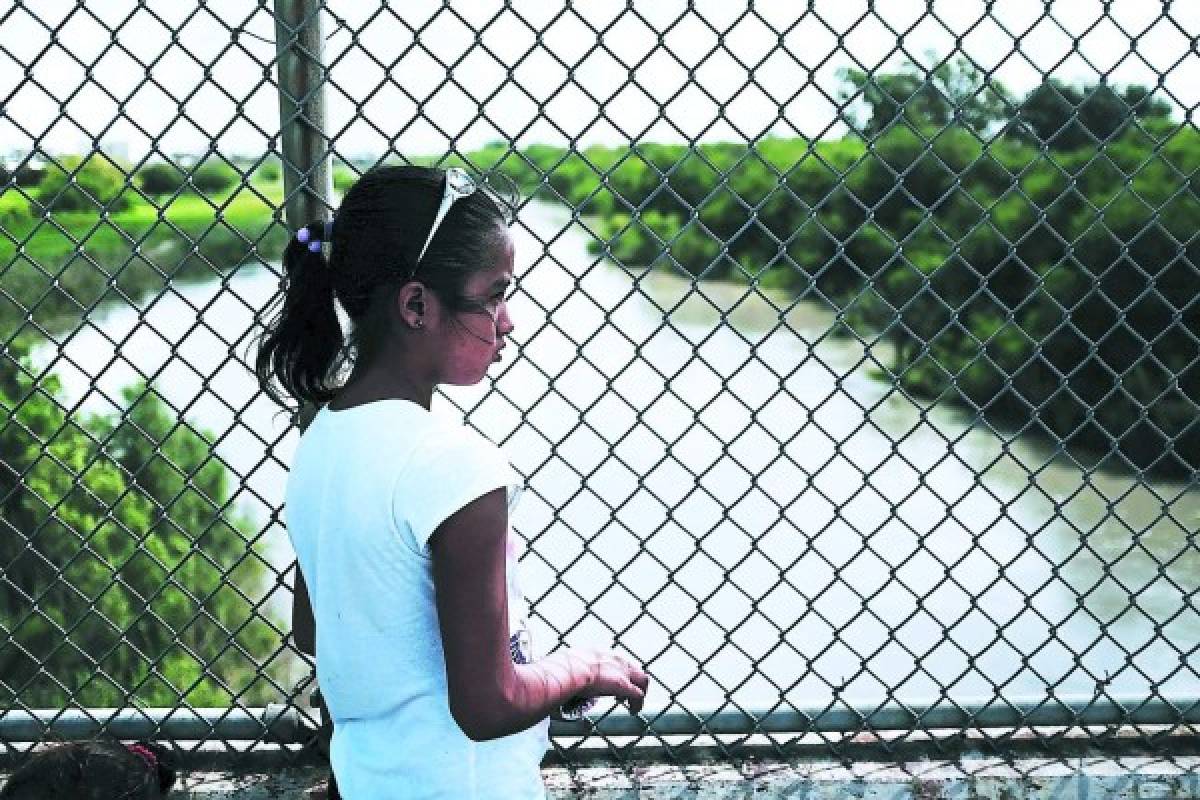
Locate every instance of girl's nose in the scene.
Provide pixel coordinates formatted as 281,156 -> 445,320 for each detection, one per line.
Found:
496,301 -> 515,336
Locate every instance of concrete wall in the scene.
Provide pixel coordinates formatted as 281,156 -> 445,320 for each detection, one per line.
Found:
12,756 -> 1191,799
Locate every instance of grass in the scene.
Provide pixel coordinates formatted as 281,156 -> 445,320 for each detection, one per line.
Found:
0,180 -> 288,339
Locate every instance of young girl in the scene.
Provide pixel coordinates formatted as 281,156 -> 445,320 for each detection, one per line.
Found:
255,166 -> 648,798
0,739 -> 176,799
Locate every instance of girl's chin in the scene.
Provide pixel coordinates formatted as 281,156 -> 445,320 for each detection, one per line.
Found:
446,366 -> 497,386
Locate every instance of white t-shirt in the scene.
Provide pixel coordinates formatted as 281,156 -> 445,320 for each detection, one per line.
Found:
284,399 -> 549,799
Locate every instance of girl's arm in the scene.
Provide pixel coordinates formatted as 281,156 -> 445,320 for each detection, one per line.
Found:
430,488 -> 648,742
291,568 -> 316,656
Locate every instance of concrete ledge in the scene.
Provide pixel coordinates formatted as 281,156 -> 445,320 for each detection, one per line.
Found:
543,757 -> 1200,798
12,756 -> 1192,799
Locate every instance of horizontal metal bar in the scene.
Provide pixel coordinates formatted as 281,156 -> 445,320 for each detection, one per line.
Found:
0,705 -> 305,743
560,695 -> 1200,737
4,696 -> 1196,743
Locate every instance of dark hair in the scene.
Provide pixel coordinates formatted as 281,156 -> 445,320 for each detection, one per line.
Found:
254,165 -> 514,409
0,740 -> 176,800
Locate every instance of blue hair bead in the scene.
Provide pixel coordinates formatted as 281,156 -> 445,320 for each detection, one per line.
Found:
296,227 -> 311,244
308,240 -> 321,253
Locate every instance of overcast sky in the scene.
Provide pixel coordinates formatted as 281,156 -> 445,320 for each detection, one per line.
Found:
2,0 -> 1197,163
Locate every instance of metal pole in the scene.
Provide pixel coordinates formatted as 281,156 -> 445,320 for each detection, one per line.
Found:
4,697 -> 1198,743
273,0 -> 333,433
0,706 -> 306,743
273,0 -> 333,239
272,0 -> 327,750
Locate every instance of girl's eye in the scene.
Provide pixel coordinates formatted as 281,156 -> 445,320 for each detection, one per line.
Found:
492,289 -> 513,307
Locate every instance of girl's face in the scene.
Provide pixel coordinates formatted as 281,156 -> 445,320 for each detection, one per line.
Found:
435,230 -> 516,386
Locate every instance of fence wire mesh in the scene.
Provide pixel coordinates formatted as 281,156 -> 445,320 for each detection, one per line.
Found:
1,0 -> 1198,764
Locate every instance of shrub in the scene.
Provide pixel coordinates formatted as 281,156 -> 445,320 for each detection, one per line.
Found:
35,154 -> 134,213
137,161 -> 188,195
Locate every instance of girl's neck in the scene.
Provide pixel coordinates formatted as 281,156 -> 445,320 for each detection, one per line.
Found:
331,366 -> 434,411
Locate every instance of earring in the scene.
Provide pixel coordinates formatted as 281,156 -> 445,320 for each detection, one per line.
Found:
415,319 -> 424,329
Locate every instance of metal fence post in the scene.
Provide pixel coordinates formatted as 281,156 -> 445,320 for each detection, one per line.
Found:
273,0 -> 334,239
273,0 -> 333,439
272,0 -> 329,755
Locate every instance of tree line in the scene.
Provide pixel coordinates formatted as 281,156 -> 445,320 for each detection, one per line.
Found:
473,61 -> 1196,476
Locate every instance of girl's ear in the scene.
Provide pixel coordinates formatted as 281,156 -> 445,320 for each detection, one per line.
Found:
396,282 -> 428,330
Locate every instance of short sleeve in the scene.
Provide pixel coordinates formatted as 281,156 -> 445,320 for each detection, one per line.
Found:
392,426 -> 522,555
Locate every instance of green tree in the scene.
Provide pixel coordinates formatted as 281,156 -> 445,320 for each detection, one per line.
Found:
13,161 -> 46,188
253,158 -> 282,184
838,57 -> 1014,137
0,344 -> 285,707
35,154 -> 134,213
136,161 -> 188,196
1013,80 -> 1173,150
190,159 -> 241,194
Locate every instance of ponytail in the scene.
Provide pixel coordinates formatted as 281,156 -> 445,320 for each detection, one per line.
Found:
254,220 -> 343,409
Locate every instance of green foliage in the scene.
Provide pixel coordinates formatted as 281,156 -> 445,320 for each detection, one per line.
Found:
129,157 -> 241,196
253,157 -> 282,184
505,71 -> 1195,474
35,154 -> 135,213
0,191 -> 32,229
838,57 -> 1014,137
866,122 -> 1199,474
332,164 -> 358,193
0,183 -> 288,335
0,344 -> 284,707
1013,80 -> 1173,150
0,161 -> 290,710
12,162 -> 45,188
136,161 -> 188,195
190,159 -> 242,194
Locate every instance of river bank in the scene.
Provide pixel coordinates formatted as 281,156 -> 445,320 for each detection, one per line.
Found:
481,129 -> 1200,478
29,199 -> 1200,714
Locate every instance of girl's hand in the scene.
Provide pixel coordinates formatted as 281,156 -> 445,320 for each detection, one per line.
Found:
576,648 -> 650,713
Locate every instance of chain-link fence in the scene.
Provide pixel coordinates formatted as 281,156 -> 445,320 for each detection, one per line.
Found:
1,0 -> 1198,765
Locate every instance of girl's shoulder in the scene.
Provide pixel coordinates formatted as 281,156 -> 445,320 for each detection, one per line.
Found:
307,399 -> 515,493
390,413 -> 522,550
406,415 -> 508,472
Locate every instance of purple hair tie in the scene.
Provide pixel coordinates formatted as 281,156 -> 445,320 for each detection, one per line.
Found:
296,220 -> 333,253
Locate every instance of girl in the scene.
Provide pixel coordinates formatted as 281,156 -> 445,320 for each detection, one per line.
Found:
255,166 -> 649,799
0,739 -> 176,799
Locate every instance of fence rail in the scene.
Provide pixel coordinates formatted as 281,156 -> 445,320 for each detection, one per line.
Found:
1,0 -> 1197,763
4,693 -> 1200,745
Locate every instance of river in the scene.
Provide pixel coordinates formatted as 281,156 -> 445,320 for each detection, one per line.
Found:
31,200 -> 1200,714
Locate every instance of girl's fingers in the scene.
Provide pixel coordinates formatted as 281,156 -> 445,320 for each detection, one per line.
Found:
619,672 -> 646,713
611,651 -> 650,697
596,649 -> 649,711
631,666 -> 649,691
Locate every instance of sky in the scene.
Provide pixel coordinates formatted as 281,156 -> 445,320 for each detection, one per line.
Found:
1,0 -> 1197,164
